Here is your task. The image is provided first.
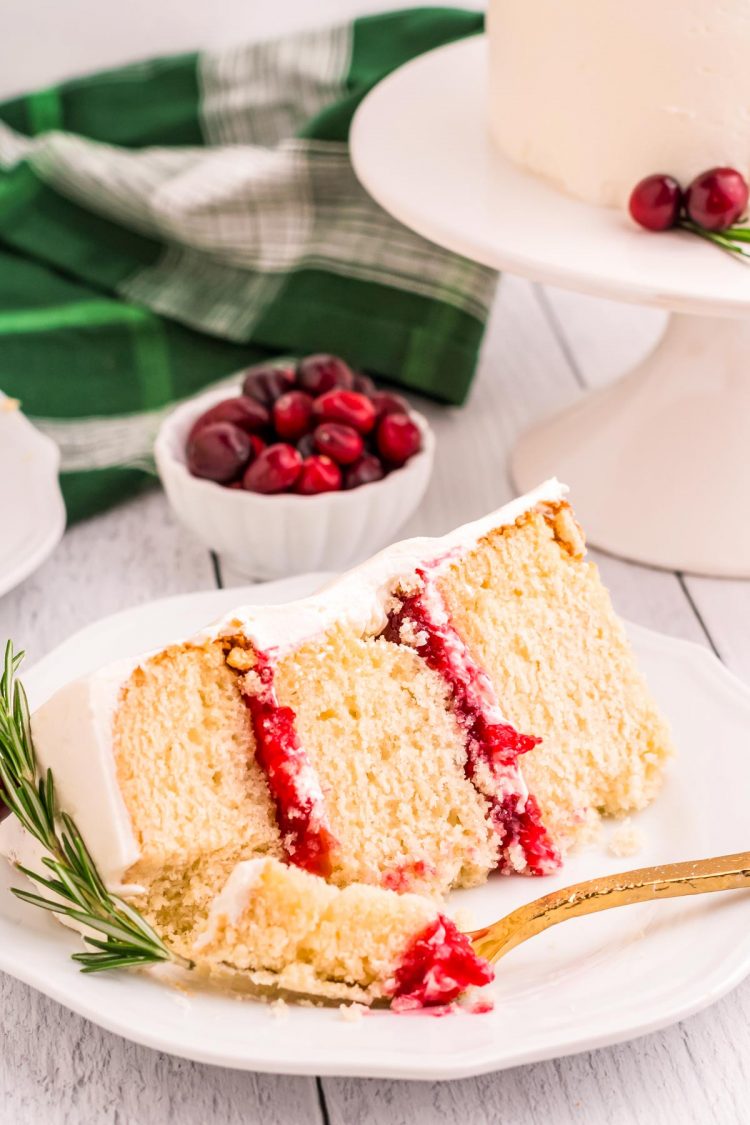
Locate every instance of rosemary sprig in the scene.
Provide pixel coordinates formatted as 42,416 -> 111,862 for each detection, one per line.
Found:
679,218 -> 750,260
0,641 -> 193,974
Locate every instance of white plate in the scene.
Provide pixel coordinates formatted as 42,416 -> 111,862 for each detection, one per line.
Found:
0,393 -> 65,597
351,36 -> 750,317
2,574 -> 750,1079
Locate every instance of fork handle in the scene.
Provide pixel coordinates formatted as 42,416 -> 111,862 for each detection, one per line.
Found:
470,850 -> 750,964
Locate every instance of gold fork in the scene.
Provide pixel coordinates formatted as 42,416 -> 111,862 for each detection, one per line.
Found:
468,850 -> 750,964
204,852 -> 750,1008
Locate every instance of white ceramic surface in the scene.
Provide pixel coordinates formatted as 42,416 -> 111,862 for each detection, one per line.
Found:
155,387 -> 435,579
350,36 -> 750,578
350,36 -> 750,315
1,573 -> 750,1079
512,312 -> 750,578
0,393 -> 66,598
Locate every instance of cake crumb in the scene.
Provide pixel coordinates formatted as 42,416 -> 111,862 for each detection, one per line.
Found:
241,668 -> 263,694
608,820 -> 645,858
398,619 -> 428,649
459,988 -> 495,1015
269,998 -> 288,1021
506,842 -> 527,873
226,645 -> 254,672
396,574 -> 421,597
339,1003 -> 368,1022
452,907 -> 478,933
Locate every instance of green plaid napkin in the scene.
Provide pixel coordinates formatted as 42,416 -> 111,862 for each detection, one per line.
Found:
0,7 -> 493,522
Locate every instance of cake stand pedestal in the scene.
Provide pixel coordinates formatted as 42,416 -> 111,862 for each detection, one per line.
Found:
350,35 -> 750,578
513,312 -> 750,575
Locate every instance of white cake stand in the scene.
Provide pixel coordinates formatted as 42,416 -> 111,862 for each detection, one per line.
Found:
351,36 -> 750,578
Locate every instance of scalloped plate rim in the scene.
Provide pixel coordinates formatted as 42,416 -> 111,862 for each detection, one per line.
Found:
0,574 -> 749,1079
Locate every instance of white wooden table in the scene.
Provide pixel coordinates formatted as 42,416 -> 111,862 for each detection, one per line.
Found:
1,278 -> 748,1123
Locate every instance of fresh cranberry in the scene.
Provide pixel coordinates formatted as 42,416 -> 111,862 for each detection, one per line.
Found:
273,391 -> 315,442
188,396 -> 269,442
313,422 -> 364,465
187,422 -> 251,482
313,389 -> 376,434
376,413 -> 422,466
370,390 -> 411,421
296,433 -> 317,459
685,167 -> 749,232
241,362 -> 297,408
295,455 -> 342,495
242,443 -> 302,493
248,433 -> 266,458
352,371 -> 377,397
629,174 -> 682,231
297,354 -> 354,396
344,454 -> 385,489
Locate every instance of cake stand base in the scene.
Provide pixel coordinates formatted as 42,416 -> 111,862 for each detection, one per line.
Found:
512,313 -> 750,577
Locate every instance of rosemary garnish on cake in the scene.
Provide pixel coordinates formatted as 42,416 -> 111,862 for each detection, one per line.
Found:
0,642 -> 192,973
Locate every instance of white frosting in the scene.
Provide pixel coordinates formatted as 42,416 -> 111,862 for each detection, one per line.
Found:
0,479 -> 566,892
200,478 -> 567,654
488,1 -> 750,208
193,858 -> 269,950
0,657 -> 143,893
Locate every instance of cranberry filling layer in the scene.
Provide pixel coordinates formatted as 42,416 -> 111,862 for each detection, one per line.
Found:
381,858 -> 436,893
389,914 -> 494,1010
384,573 -> 560,876
239,654 -> 337,877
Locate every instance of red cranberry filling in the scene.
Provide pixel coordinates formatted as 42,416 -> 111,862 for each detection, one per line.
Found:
381,858 -> 435,893
384,572 -> 560,876
494,792 -> 560,878
240,655 -> 337,877
390,914 -> 493,1011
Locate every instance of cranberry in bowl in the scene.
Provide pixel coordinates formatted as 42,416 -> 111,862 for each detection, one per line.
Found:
154,362 -> 435,579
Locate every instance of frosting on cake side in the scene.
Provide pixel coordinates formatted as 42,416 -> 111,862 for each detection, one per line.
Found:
488,0 -> 750,207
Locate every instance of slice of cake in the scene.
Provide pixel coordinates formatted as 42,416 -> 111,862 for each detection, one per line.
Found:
193,857 -> 492,1008
0,479 -> 673,1007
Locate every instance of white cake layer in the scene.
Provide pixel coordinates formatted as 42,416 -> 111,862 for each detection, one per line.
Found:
488,0 -> 750,208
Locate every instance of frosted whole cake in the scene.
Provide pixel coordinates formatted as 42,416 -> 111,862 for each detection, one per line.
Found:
487,0 -> 750,208
0,480 -> 673,1009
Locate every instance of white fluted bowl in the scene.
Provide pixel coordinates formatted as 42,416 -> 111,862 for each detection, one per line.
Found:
155,386 -> 435,579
